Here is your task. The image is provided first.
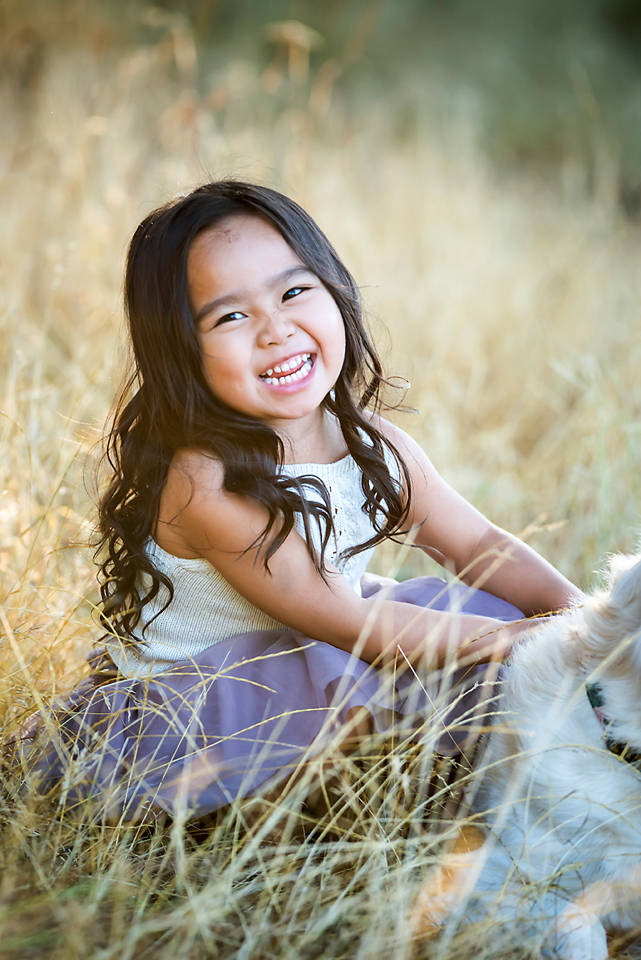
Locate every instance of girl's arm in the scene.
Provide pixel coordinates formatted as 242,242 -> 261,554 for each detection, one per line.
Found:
158,451 -> 530,668
378,420 -> 583,616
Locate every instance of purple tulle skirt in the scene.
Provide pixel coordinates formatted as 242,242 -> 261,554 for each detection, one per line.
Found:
29,575 -> 522,820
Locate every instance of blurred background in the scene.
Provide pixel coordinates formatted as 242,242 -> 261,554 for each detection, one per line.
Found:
1,0 -> 641,687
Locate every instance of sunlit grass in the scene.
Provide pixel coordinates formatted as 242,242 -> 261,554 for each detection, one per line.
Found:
1,8 -> 640,959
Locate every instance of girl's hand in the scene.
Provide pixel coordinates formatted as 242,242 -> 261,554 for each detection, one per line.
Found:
357,599 -> 540,669
439,615 -> 540,668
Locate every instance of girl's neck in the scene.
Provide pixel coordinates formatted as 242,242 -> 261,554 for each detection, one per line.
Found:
278,408 -> 348,465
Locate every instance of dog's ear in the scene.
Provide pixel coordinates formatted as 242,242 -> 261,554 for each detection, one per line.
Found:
579,554 -> 641,660
605,552 -> 641,590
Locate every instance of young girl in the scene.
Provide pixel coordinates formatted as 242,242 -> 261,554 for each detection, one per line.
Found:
34,181 -> 581,820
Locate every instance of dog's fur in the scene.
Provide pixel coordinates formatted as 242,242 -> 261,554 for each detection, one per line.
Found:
414,553 -> 641,960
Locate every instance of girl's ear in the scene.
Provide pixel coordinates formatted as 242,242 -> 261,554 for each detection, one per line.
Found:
578,554 -> 641,662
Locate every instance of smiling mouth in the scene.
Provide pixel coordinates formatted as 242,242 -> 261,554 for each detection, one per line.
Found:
259,353 -> 314,385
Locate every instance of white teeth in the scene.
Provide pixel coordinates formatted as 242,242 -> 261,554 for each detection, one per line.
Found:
261,354 -> 313,384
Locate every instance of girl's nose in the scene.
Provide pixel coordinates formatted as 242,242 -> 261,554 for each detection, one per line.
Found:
256,309 -> 295,347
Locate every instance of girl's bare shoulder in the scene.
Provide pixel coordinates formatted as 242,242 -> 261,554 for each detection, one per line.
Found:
367,414 -> 428,465
156,448 -> 228,558
165,447 -> 226,500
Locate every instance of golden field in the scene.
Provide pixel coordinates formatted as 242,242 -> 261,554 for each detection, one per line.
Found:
1,4 -> 640,957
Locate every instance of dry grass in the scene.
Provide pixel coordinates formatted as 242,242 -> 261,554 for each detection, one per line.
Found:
2,5 -> 641,958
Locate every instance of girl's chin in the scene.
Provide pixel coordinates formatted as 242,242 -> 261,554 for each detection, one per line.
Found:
260,395 -> 326,427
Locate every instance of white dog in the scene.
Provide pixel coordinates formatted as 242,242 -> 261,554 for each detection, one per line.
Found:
414,553 -> 641,960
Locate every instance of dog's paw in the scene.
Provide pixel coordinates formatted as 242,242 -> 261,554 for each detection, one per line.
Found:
551,906 -> 609,960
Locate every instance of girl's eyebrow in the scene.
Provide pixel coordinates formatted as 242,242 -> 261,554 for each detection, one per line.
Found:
194,265 -> 315,324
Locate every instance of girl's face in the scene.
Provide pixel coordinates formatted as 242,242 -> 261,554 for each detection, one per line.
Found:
187,215 -> 346,431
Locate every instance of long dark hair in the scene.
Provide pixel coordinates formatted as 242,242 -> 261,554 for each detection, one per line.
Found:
97,181 -> 412,640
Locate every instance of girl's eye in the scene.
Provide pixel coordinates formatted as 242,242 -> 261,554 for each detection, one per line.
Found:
282,286 -> 310,302
216,311 -> 245,326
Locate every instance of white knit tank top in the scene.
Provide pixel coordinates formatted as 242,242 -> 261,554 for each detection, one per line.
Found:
106,455 -> 382,678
